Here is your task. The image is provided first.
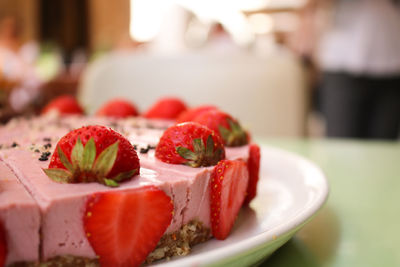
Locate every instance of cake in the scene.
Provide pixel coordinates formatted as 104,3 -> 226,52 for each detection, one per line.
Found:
0,102 -> 260,266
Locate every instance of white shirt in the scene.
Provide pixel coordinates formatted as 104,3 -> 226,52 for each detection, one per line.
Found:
318,0 -> 400,76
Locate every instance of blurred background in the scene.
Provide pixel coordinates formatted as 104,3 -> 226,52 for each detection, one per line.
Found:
0,0 -> 399,139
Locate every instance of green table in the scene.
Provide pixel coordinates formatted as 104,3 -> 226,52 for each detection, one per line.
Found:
259,139 -> 400,267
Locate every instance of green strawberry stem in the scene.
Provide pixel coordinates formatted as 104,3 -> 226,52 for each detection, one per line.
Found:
176,135 -> 223,167
44,137 -> 135,187
218,118 -> 248,147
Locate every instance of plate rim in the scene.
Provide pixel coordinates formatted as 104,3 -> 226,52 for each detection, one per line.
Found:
156,145 -> 330,267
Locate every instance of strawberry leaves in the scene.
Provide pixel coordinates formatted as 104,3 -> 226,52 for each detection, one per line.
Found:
44,138 -> 130,187
43,168 -> 71,183
103,178 -> 119,187
176,135 -> 224,167
93,141 -> 119,178
218,118 -> 248,147
71,137 -> 84,168
57,146 -> 74,172
82,138 -> 96,171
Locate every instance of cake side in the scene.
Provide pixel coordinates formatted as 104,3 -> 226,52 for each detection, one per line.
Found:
0,161 -> 41,266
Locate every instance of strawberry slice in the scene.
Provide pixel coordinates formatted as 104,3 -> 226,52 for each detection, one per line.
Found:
84,186 -> 173,267
210,160 -> 249,240
243,144 -> 261,205
0,221 -> 6,267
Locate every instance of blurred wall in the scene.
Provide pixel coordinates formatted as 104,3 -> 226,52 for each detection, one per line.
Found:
88,0 -> 130,50
0,0 -> 131,51
0,0 -> 39,42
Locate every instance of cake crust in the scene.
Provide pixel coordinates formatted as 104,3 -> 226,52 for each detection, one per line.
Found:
7,220 -> 210,266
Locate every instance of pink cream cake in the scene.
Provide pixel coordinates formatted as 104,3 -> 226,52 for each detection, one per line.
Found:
0,114 -> 259,266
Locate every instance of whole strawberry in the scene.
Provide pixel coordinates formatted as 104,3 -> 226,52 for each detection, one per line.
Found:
176,105 -> 218,123
193,109 -> 248,147
42,95 -> 84,115
44,125 -> 139,187
144,97 -> 187,120
155,122 -> 225,167
96,99 -> 139,118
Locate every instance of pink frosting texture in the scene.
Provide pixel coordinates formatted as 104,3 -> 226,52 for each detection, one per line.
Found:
0,115 -> 250,262
0,161 -> 40,266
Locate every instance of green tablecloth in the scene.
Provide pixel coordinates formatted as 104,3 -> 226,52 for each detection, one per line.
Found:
259,139 -> 400,267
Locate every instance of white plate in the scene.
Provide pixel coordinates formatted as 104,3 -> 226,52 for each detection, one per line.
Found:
153,145 -> 329,267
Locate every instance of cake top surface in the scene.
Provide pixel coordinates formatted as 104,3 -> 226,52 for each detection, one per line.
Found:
0,115 -> 220,204
0,114 -> 249,203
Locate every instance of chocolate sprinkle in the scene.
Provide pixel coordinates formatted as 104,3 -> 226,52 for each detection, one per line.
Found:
11,142 -> 19,148
146,124 -> 155,129
43,137 -> 51,142
139,144 -> 156,154
109,122 -> 118,128
39,151 -> 51,161
140,147 -> 150,154
34,149 -> 40,153
44,143 -> 52,149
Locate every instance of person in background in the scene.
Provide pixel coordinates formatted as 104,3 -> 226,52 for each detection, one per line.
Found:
0,15 -> 41,114
296,0 -> 400,140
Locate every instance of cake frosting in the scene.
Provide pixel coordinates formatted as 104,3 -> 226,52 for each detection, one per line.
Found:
0,161 -> 40,266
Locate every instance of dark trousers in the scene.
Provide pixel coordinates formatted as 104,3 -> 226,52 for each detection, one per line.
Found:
320,72 -> 400,140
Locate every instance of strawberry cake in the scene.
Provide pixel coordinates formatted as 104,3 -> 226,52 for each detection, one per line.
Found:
0,101 -> 260,267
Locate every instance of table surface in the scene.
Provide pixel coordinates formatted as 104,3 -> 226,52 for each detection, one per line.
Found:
258,138 -> 400,267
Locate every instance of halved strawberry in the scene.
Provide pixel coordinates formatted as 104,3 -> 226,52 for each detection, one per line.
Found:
176,105 -> 218,123
243,144 -> 261,205
210,160 -> 249,240
44,125 -> 139,187
193,110 -> 248,147
144,97 -> 187,120
41,95 -> 84,115
96,99 -> 139,118
155,122 -> 225,167
0,221 -> 6,267
84,186 -> 173,267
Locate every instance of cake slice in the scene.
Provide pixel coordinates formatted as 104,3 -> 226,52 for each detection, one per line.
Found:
0,124 -> 218,265
0,113 -> 258,266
